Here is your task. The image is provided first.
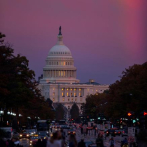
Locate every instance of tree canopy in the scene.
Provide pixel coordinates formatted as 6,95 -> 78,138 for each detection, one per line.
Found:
0,33 -> 54,126
105,62 -> 147,119
84,62 -> 147,121
55,104 -> 65,121
70,103 -> 79,120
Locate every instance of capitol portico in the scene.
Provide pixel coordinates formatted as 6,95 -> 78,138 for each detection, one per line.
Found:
38,27 -> 109,116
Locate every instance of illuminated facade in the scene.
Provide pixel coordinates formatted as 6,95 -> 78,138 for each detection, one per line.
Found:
38,28 -> 109,115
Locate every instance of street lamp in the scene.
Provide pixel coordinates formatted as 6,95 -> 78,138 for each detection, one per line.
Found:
0,108 -> 4,123
0,109 -> 4,115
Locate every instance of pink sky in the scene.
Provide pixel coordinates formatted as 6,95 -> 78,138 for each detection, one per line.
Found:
0,0 -> 147,84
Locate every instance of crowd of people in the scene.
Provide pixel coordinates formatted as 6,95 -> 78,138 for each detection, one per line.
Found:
0,138 -> 23,147
0,125 -> 140,147
46,129 -> 86,147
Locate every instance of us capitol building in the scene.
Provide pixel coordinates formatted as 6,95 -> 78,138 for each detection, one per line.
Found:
38,27 -> 109,115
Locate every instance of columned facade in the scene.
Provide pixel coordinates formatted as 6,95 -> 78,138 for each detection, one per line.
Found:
38,28 -> 109,116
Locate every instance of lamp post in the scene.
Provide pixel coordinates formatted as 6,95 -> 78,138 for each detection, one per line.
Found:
0,108 -> 4,126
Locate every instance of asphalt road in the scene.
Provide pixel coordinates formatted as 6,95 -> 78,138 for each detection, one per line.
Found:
19,138 -> 30,147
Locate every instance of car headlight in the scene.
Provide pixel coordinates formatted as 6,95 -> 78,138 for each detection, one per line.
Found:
20,134 -> 22,137
30,141 -> 32,143
27,134 -> 29,137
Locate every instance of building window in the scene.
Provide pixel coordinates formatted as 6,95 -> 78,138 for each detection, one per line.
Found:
53,98 -> 55,101
74,93 -> 76,97
62,98 -> 64,101
75,98 -> 77,101
53,92 -> 55,96
80,98 -> 82,101
67,92 -> 69,97
71,98 -> 73,101
68,99 -> 69,101
71,93 -> 73,97
62,92 -> 64,97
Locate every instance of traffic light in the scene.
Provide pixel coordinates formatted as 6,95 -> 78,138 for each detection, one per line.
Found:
127,111 -> 134,127
140,111 -> 147,129
144,112 -> 147,116
128,112 -> 132,116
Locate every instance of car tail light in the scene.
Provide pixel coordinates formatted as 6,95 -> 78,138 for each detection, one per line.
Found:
106,132 -> 108,134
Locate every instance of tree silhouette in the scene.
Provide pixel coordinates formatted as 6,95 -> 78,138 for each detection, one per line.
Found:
0,33 -> 54,126
55,104 -> 65,121
70,103 -> 79,120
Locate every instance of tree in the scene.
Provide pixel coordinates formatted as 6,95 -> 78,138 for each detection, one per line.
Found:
55,104 -> 65,121
84,93 -> 107,119
0,33 -> 54,126
70,103 -> 79,120
105,62 -> 147,119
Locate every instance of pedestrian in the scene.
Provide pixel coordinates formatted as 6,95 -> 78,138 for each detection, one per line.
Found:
94,127 -> 97,136
69,134 -> 77,147
41,137 -> 47,147
96,134 -> 104,147
57,130 -> 66,147
8,138 -> 15,147
0,139 -> 6,147
78,139 -> 86,147
83,124 -> 87,136
109,137 -> 115,147
5,139 -> 9,147
46,131 -> 62,147
86,128 -> 88,136
81,126 -> 83,134
60,129 -> 66,147
36,139 -> 42,147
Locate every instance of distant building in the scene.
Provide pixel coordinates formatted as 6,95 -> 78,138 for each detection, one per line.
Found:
38,28 -> 109,117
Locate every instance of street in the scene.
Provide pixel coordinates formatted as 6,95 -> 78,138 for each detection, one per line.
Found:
19,138 -> 30,147
17,127 -> 124,147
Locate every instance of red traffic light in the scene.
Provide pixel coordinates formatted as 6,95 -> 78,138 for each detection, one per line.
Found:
144,112 -> 147,116
128,112 -> 132,116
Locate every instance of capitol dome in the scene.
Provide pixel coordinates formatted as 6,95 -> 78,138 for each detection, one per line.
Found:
41,26 -> 79,84
48,31 -> 72,57
48,44 -> 72,56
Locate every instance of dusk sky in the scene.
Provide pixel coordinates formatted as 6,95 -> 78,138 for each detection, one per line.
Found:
0,0 -> 147,84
